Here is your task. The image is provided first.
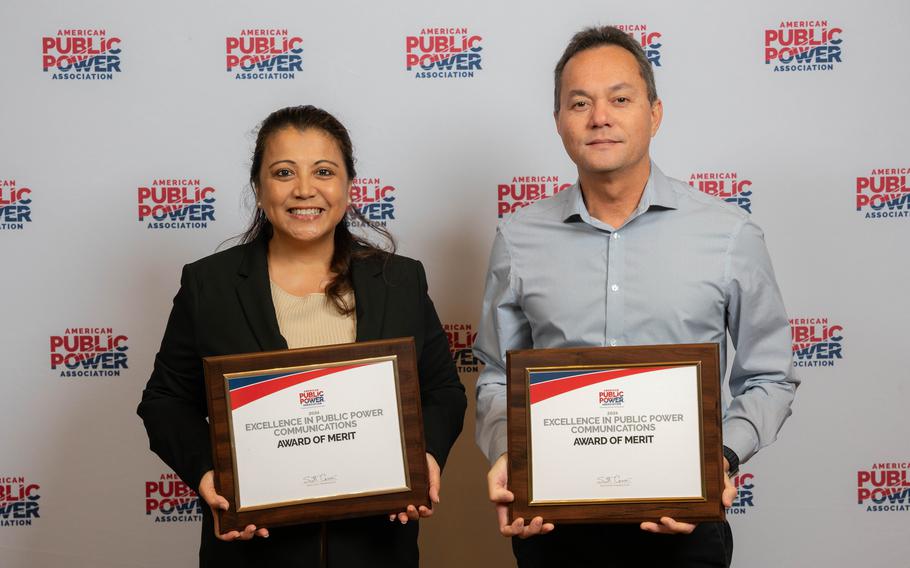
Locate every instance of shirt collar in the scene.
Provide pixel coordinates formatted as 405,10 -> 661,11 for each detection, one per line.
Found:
562,161 -> 679,227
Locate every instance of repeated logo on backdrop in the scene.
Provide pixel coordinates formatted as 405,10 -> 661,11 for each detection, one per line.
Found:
0,179 -> 32,230
855,167 -> 910,219
0,477 -> 40,527
764,20 -> 843,72
349,177 -> 396,226
857,462 -> 909,512
727,472 -> 756,515
444,323 -> 479,374
226,29 -> 303,80
497,176 -> 572,218
138,179 -> 216,229
42,29 -> 121,80
789,317 -> 843,368
688,172 -> 753,213
146,474 -> 203,523
405,28 -> 483,78
50,328 -> 129,378
615,24 -> 662,66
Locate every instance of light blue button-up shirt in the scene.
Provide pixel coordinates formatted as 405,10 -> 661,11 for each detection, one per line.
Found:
474,163 -> 798,465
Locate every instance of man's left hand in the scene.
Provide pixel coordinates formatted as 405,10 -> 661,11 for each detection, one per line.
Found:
640,458 -> 736,535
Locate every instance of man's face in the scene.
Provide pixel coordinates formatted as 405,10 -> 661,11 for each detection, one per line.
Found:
555,45 -> 662,179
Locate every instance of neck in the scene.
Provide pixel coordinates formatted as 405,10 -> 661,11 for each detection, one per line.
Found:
578,158 -> 651,229
267,232 -> 335,272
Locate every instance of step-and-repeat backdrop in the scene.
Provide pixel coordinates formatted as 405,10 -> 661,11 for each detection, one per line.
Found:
1,0 -> 907,566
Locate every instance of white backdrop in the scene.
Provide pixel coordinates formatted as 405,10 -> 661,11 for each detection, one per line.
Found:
1,0 -> 908,566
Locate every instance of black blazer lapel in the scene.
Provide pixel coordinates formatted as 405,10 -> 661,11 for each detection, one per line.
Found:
351,256 -> 387,342
235,237 -> 287,351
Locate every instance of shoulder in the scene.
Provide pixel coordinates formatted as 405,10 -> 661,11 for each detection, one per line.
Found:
353,250 -> 423,277
351,250 -> 429,292
182,240 -> 257,278
498,186 -> 574,233
659,173 -> 756,238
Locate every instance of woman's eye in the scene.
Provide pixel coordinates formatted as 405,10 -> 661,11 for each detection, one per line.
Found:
275,168 -> 293,178
316,168 -> 334,177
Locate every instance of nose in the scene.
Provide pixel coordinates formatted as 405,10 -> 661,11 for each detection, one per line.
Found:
589,99 -> 613,129
292,177 -> 317,199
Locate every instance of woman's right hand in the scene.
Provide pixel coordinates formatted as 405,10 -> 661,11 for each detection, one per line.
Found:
198,470 -> 269,541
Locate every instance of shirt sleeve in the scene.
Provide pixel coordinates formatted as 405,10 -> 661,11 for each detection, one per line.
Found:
474,229 -> 533,464
723,218 -> 799,464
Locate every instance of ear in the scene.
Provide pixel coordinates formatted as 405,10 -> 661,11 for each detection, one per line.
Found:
650,99 -> 664,137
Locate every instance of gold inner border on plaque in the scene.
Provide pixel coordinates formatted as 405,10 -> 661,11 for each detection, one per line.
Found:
222,355 -> 411,512
525,361 -> 706,506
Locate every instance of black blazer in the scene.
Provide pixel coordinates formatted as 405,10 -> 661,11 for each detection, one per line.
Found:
137,236 -> 466,566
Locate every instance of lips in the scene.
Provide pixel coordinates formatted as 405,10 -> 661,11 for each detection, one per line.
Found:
586,139 -> 621,146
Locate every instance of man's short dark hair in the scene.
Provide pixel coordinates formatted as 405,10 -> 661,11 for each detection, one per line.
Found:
553,25 -> 658,113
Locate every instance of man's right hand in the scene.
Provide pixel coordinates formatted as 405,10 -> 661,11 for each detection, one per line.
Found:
198,470 -> 269,541
487,453 -> 555,538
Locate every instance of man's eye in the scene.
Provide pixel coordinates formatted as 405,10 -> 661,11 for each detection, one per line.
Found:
572,100 -> 588,109
615,97 -> 629,104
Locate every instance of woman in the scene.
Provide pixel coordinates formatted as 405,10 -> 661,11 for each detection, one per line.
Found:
137,106 -> 467,567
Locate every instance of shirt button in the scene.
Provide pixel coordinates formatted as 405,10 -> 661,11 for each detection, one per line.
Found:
612,232 -> 620,240
609,339 -> 617,346
611,284 -> 619,292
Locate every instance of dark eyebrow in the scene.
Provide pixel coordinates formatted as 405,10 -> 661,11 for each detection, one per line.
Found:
268,159 -> 296,168
566,83 -> 636,99
268,159 -> 341,168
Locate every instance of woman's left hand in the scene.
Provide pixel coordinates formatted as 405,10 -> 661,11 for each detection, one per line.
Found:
389,453 -> 440,524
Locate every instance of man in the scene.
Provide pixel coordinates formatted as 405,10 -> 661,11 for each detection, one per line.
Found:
474,26 -> 797,567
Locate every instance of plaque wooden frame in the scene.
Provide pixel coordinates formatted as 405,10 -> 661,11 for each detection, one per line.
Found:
203,337 -> 428,531
507,343 -> 724,524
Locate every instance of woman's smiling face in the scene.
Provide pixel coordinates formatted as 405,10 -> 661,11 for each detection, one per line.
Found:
256,127 -> 351,248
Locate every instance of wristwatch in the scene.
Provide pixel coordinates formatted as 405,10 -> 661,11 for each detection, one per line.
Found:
723,446 -> 740,477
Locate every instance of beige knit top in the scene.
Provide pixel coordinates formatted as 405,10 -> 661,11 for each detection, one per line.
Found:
269,281 -> 357,349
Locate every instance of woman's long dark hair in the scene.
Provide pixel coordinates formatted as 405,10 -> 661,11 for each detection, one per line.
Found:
240,105 -> 395,315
